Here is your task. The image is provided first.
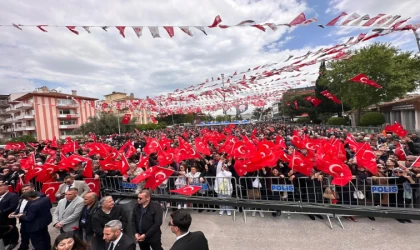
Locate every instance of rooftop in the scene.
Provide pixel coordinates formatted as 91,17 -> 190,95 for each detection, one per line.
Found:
15,86 -> 98,101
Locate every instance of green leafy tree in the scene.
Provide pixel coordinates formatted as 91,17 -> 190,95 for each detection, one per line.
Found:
74,113 -> 136,135
10,135 -> 37,142
324,43 -> 420,124
252,108 -> 264,119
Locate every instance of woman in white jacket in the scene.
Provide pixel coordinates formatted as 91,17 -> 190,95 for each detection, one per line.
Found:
215,164 -> 233,216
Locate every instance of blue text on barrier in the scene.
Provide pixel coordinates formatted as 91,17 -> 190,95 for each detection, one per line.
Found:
271,185 -> 294,192
371,185 -> 398,193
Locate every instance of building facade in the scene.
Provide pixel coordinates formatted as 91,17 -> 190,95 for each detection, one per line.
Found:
0,87 -> 97,140
103,91 -> 151,124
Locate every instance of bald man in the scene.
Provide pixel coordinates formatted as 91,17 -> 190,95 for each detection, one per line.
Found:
78,192 -> 99,244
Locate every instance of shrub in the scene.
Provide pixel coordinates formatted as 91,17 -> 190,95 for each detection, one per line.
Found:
327,117 -> 347,125
136,123 -> 166,131
296,117 -> 310,124
10,135 -> 37,142
359,112 -> 386,126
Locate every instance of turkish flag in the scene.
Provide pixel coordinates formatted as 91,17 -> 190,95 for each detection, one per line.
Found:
304,96 -> 322,107
20,154 -> 35,170
394,143 -> 407,161
294,100 -> 299,110
119,140 -> 137,158
99,159 -> 122,171
233,159 -> 251,177
316,151 -> 353,186
344,133 -> 365,152
411,156 -> 420,168
288,150 -> 314,176
41,146 -> 56,155
5,142 -> 26,151
105,147 -> 119,161
350,73 -> 382,89
289,12 -> 306,26
85,142 -> 105,157
121,114 -> 131,125
232,142 -> 251,158
170,185 -> 202,196
51,136 -> 59,148
320,90 -> 341,104
291,131 -> 306,149
130,167 -> 157,184
41,182 -> 61,203
144,167 -> 174,189
384,122 -> 408,138
195,138 -> 211,156
137,155 -> 150,169
144,138 -> 161,155
356,148 -> 378,175
275,135 -> 287,149
84,178 -> 100,196
157,148 -> 176,166
209,15 -> 222,28
326,12 -> 348,26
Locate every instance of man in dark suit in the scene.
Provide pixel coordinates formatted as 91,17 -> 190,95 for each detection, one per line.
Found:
131,189 -> 163,250
0,183 -> 19,250
16,191 -> 52,250
103,220 -> 136,250
8,183 -> 47,250
169,210 -> 209,250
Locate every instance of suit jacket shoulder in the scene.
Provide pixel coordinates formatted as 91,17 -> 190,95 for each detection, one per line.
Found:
116,233 -> 136,250
170,231 -> 209,250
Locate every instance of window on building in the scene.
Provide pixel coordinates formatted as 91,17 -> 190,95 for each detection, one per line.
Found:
57,99 -> 74,105
60,120 -> 77,125
59,109 -> 72,115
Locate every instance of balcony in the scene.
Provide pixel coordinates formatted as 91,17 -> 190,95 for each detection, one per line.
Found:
0,110 -> 9,116
23,114 -> 35,120
14,126 -> 36,132
2,128 -> 14,133
56,103 -> 79,109
4,117 -> 14,124
57,114 -> 79,119
0,100 -> 9,107
15,102 -> 33,109
59,124 -> 78,129
5,107 -> 18,114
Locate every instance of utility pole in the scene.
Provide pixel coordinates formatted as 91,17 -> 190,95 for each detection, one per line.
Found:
221,73 -> 226,120
413,29 -> 420,53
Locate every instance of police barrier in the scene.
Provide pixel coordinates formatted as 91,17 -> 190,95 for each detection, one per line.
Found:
104,175 -> 239,221
101,175 -> 420,227
238,176 -> 339,227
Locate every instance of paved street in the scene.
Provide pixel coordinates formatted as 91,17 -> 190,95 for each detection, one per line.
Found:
40,209 -> 420,250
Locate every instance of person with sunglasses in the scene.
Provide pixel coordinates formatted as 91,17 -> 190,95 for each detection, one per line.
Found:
168,210 -> 209,250
131,189 -> 163,250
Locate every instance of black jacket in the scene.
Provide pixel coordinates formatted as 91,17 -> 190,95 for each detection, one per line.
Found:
170,231 -> 209,250
105,233 -> 136,250
0,192 -> 19,225
14,191 -> 46,214
78,201 -> 99,236
131,201 -> 163,243
19,197 -> 52,232
91,205 -> 128,239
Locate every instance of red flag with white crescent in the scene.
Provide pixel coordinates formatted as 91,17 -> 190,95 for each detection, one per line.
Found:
350,73 -> 382,89
144,167 -> 175,189
84,179 -> 100,196
41,182 -> 61,203
170,185 -> 202,196
326,12 -> 348,26
289,12 -> 306,26
209,15 -> 222,28
122,114 -> 131,124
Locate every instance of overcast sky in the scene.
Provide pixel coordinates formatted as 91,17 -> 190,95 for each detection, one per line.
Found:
0,0 -> 419,102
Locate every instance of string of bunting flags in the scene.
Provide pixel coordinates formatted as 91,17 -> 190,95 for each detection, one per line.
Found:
1,13 -> 319,38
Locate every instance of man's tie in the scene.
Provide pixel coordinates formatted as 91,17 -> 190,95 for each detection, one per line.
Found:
108,242 -> 114,250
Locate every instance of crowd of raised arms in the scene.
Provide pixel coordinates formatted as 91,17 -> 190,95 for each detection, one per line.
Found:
1,123 -> 420,249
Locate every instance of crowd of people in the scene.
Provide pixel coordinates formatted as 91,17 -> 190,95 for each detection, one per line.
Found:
0,122 -> 420,249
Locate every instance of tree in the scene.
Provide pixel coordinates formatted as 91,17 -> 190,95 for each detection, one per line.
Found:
252,108 -> 263,119
315,61 -> 341,120
74,113 -> 136,135
10,135 -> 37,142
324,43 -> 420,125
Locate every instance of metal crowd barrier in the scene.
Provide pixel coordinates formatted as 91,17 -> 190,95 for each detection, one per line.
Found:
104,176 -> 239,221
95,175 -> 420,228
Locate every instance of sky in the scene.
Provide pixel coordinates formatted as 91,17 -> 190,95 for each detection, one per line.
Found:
0,0 -> 419,105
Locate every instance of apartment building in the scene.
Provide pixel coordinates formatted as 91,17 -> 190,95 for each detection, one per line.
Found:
103,91 -> 151,124
0,86 -> 98,140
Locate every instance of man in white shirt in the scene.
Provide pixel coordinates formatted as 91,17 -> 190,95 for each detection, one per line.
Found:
103,220 -> 135,250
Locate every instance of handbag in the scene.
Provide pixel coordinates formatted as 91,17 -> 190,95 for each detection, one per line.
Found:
353,190 -> 365,200
248,189 -> 261,199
